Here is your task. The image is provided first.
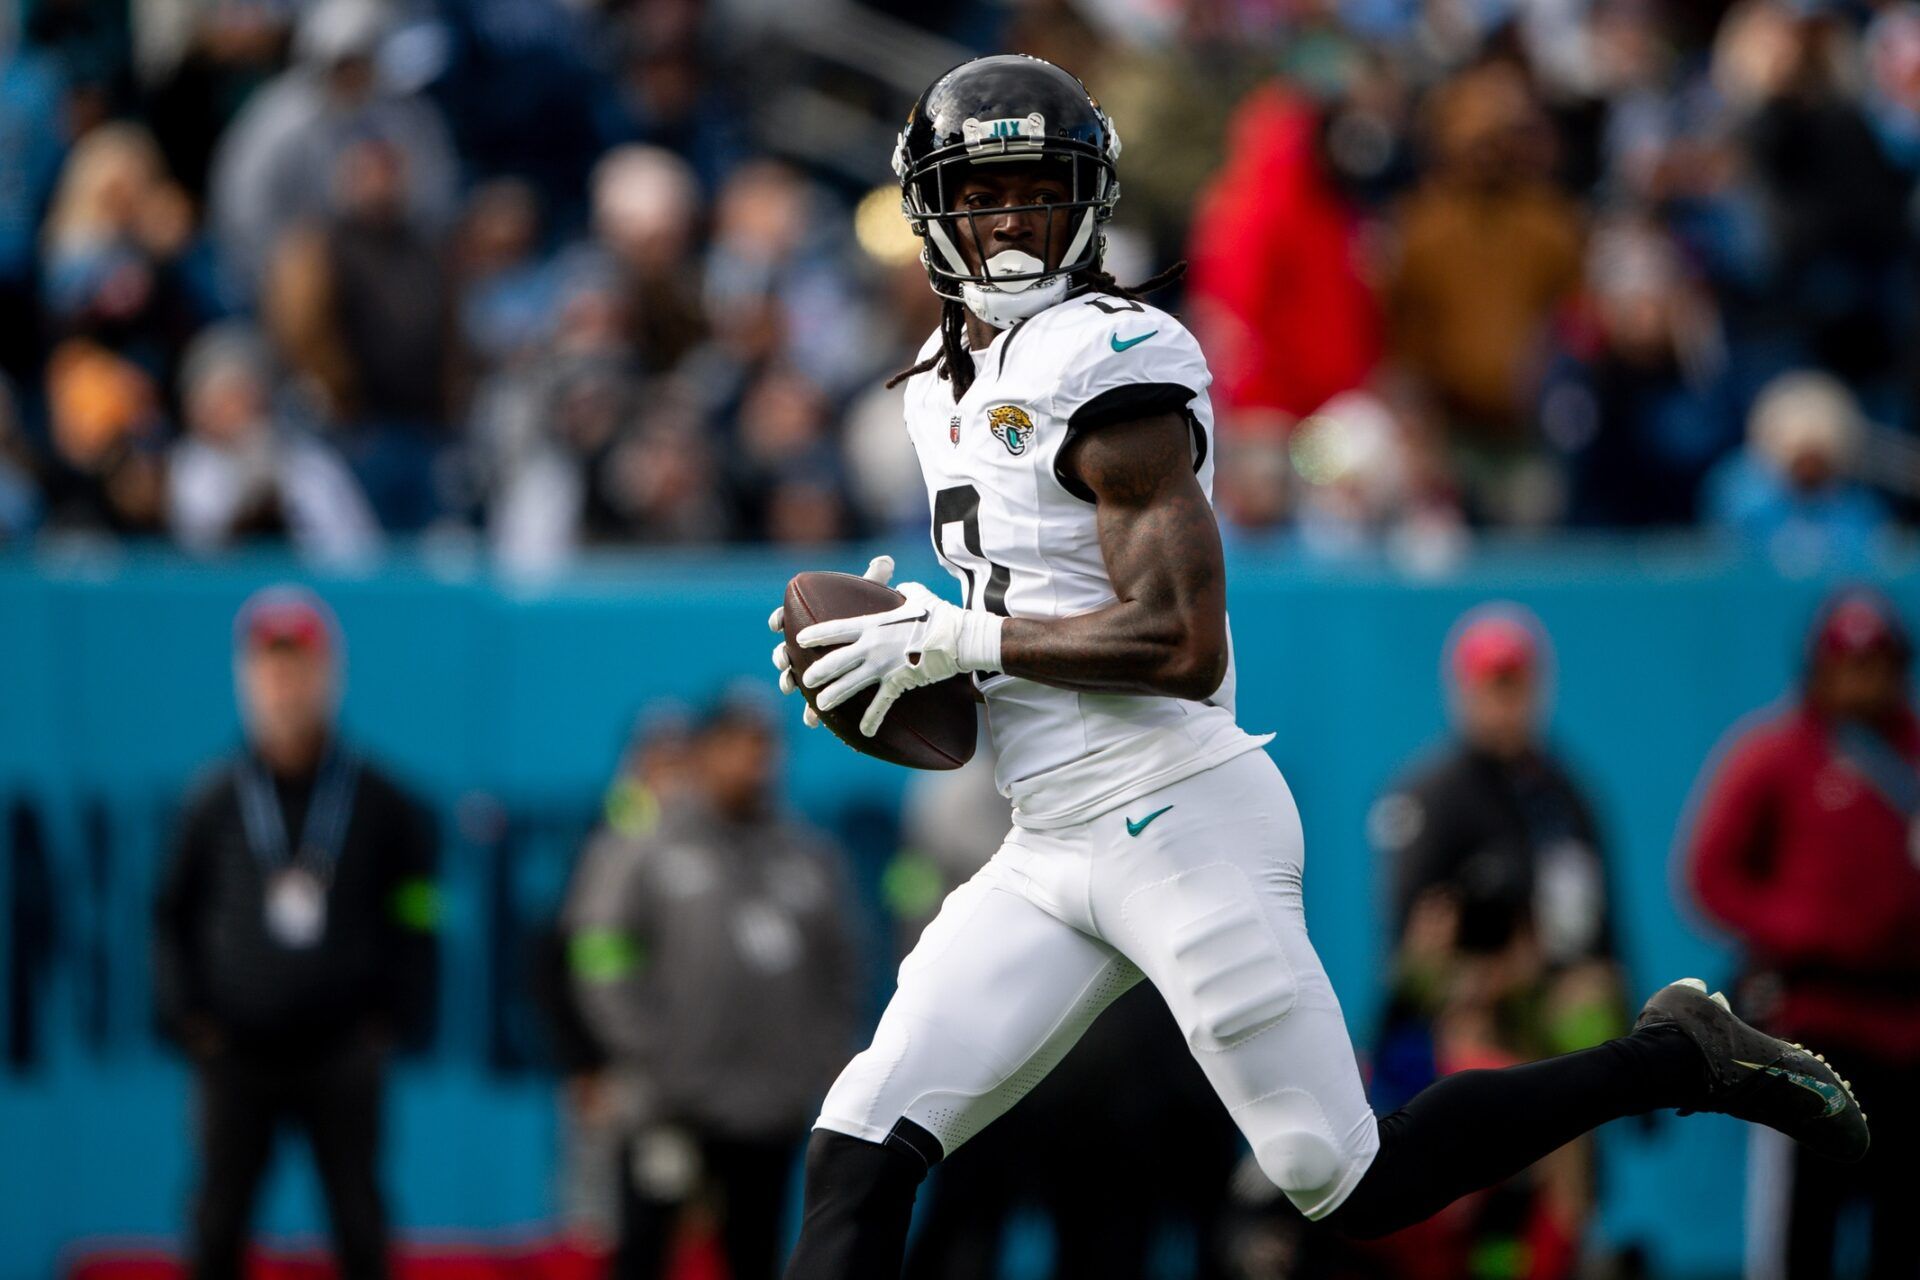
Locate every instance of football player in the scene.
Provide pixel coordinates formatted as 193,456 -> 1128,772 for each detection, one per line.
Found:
767,55 -> 1869,1278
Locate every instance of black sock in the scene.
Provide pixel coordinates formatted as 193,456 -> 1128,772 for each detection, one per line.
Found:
783,1128 -> 932,1279
1326,1024 -> 1705,1239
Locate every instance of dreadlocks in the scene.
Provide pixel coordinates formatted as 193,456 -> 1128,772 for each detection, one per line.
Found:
885,262 -> 1189,399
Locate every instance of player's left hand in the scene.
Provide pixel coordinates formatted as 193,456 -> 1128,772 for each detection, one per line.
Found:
797,583 -> 1003,737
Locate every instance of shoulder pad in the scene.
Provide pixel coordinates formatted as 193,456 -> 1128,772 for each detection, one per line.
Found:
1034,298 -> 1210,428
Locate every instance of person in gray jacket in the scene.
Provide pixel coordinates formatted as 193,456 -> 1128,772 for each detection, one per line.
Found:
567,686 -> 863,1280
208,0 -> 457,296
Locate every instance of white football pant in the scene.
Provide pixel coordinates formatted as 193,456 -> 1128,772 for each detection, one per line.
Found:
816,749 -> 1381,1218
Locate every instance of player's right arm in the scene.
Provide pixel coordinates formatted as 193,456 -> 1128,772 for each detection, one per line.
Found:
997,409 -> 1227,700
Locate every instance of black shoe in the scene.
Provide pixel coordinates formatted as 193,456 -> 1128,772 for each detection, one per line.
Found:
1635,978 -> 1869,1163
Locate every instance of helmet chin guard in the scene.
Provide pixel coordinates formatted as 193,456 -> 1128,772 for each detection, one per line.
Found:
960,250 -> 1074,328
894,56 -> 1122,323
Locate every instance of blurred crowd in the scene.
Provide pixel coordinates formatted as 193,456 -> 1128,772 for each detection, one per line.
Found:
7,0 -> 1920,569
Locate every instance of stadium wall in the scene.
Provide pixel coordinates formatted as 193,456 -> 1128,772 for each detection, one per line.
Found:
0,543 -> 1903,1279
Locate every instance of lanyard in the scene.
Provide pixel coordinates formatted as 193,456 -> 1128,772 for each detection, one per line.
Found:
236,745 -> 359,881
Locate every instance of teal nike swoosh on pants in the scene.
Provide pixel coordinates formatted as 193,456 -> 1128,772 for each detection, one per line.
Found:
1125,805 -> 1174,836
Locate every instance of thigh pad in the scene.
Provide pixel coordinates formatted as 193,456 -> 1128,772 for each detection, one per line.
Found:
1121,861 -> 1298,1053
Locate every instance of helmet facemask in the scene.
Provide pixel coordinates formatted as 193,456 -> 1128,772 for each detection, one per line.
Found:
897,125 -> 1119,329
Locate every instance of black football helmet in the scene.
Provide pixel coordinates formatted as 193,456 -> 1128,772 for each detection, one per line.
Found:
892,55 -> 1121,304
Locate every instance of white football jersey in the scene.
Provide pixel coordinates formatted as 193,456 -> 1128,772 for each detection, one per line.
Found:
902,293 -> 1271,829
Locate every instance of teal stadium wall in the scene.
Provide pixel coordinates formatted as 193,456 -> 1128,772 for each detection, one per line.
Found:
0,542 -> 1907,1279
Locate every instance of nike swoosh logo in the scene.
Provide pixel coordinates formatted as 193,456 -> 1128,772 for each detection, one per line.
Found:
1733,1060 -> 1850,1117
1125,805 -> 1174,837
878,612 -> 929,627
1110,330 -> 1158,352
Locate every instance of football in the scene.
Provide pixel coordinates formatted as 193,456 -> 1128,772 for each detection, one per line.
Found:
782,571 -> 979,770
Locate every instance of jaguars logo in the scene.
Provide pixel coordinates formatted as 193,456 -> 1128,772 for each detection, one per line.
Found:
987,405 -> 1035,456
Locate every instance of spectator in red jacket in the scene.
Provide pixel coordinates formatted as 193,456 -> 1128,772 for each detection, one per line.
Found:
1186,84 -> 1382,433
1684,587 -> 1920,1280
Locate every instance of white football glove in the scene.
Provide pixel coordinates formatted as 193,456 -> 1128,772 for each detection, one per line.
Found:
768,555 -> 895,729
797,582 -> 1003,737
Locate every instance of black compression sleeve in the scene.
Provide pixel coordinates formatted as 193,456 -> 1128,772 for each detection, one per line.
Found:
1326,1024 -> 1705,1238
783,1129 -> 931,1279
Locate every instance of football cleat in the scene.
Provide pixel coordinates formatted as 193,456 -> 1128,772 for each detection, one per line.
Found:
1635,978 -> 1869,1163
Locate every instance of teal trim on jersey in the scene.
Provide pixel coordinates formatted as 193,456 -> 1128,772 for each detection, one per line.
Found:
1125,805 -> 1174,837
1109,329 -> 1158,352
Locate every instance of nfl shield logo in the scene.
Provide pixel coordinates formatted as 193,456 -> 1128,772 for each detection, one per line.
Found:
949,415 -> 961,445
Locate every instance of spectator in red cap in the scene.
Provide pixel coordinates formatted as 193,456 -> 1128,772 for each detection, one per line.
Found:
153,585 -> 439,1280
1365,604 -> 1625,1277
1374,606 -> 1619,969
1684,587 -> 1920,1279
